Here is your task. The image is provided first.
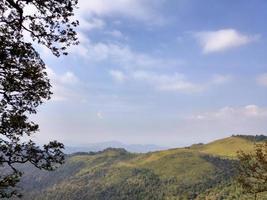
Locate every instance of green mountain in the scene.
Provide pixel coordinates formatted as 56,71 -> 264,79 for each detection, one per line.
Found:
12,135 -> 267,199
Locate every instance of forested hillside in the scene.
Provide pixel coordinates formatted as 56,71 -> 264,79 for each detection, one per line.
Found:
10,136 -> 267,199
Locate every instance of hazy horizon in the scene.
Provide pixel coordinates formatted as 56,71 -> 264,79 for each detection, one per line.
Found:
31,0 -> 267,147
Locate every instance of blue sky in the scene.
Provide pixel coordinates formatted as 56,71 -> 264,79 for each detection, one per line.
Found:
33,0 -> 267,147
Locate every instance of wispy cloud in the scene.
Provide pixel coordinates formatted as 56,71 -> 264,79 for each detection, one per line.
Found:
97,111 -> 104,119
78,0 -> 164,23
132,71 -> 202,93
108,70 -> 232,93
211,74 -> 232,85
257,73 -> 267,87
105,30 -> 127,40
189,105 -> 267,121
194,29 -> 259,53
71,39 -> 180,69
180,105 -> 267,141
78,17 -> 106,31
46,67 -> 83,102
109,70 -> 127,83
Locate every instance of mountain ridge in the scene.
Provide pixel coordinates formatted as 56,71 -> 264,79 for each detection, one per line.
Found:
64,141 -> 168,154
12,135 -> 267,199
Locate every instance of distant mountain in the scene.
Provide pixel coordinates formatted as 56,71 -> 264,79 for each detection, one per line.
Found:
64,141 -> 168,154
11,135 -> 267,199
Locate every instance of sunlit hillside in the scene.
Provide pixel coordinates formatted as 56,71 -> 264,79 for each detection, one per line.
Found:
12,135 -> 267,200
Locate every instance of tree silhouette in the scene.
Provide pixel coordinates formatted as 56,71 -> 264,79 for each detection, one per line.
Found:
0,0 -> 79,197
237,142 -> 267,200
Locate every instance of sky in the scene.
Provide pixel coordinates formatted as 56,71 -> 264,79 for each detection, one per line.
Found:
32,0 -> 267,147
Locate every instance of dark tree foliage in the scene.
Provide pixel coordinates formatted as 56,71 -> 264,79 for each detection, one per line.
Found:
233,134 -> 267,142
0,0 -> 79,197
237,142 -> 267,200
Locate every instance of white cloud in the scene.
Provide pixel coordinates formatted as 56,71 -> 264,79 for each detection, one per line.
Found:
71,39 -> 180,69
79,17 -> 106,31
106,30 -> 126,39
132,71 -> 203,93
78,0 -> 163,23
257,73 -> 267,87
190,105 -> 267,120
194,29 -> 258,53
211,74 -> 232,84
108,70 -> 232,93
70,1 -> 166,60
109,70 -> 127,83
178,105 -> 267,142
59,71 -> 79,85
244,105 -> 261,117
97,111 -> 104,119
46,67 -> 82,101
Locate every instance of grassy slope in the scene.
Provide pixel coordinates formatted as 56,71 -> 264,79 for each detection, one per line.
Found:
195,136 -> 255,157
16,136 -> 259,199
